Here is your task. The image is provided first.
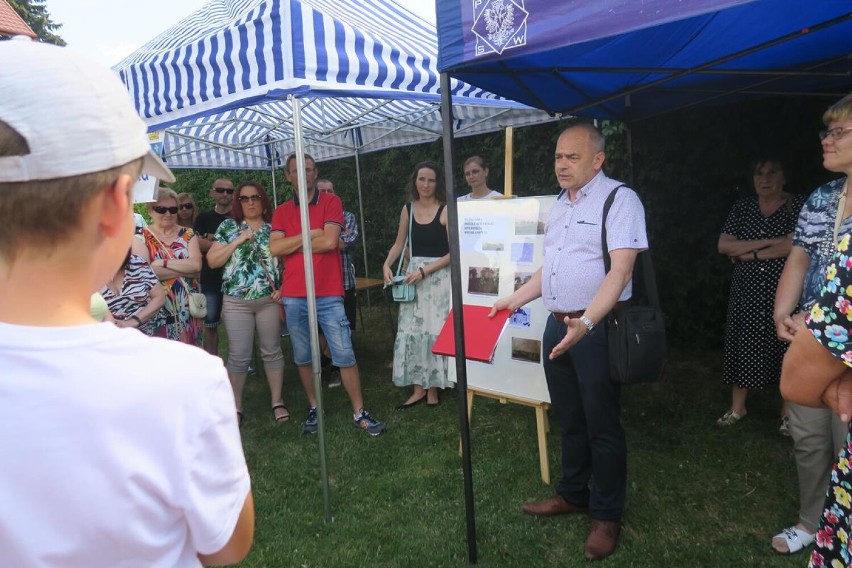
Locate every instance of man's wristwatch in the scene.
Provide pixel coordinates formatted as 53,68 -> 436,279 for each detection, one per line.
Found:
579,315 -> 595,334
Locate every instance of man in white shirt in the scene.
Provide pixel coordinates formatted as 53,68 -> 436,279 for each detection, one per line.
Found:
0,39 -> 253,566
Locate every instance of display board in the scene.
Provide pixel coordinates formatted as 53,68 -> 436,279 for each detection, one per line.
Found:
448,196 -> 556,404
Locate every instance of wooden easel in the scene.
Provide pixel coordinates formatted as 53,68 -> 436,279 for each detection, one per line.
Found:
462,386 -> 551,484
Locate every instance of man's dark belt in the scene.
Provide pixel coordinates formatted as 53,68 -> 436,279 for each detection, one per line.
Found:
551,301 -> 630,322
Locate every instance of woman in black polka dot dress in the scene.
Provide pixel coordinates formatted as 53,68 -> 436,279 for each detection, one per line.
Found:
717,158 -> 805,429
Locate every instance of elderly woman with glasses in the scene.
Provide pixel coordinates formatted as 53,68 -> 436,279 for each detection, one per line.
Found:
207,182 -> 287,425
139,187 -> 203,345
176,192 -> 197,229
774,93 -> 852,562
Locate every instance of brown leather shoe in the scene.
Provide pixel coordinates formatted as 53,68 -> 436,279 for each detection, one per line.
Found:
521,495 -> 588,517
584,520 -> 621,561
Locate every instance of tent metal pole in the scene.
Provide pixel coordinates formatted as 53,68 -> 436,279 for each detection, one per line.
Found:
353,147 -> 372,309
291,95 -> 332,523
441,72 -> 478,565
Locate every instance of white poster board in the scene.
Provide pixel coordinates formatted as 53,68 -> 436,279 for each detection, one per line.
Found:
131,131 -> 165,203
449,196 -> 556,404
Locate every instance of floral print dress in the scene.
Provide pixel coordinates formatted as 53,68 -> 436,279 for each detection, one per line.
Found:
807,219 -> 852,567
140,227 -> 201,345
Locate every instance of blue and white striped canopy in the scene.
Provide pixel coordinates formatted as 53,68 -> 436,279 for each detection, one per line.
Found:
114,0 -> 555,169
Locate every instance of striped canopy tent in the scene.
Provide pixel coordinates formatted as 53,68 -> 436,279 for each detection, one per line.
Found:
114,0 -> 555,170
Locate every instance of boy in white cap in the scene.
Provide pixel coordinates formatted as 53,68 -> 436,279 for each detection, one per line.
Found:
0,39 -> 254,566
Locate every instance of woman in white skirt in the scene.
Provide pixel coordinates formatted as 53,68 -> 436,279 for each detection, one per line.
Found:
383,161 -> 451,408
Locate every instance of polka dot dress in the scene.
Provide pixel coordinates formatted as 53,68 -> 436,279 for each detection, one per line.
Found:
721,194 -> 805,389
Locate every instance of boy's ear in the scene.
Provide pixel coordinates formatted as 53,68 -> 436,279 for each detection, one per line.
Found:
99,175 -> 134,238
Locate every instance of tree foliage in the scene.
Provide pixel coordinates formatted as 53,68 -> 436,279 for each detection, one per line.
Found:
7,0 -> 65,45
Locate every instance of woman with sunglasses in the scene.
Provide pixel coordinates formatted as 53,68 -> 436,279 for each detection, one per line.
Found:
207,182 -> 287,425
139,187 -> 203,345
176,192 -> 197,229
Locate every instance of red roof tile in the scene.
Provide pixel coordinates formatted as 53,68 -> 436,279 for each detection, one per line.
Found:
0,0 -> 37,39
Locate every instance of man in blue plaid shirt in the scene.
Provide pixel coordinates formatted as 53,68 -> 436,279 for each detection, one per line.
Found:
318,179 -> 359,387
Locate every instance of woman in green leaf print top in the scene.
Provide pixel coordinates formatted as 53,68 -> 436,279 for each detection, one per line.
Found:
208,182 -> 288,426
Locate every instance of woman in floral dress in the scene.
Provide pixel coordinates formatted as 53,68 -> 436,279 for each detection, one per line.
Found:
138,187 -> 202,345
780,93 -> 852,567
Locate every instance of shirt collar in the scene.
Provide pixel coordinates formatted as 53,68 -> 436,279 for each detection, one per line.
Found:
293,189 -> 320,206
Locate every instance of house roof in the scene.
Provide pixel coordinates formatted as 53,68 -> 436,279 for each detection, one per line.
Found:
0,0 -> 37,39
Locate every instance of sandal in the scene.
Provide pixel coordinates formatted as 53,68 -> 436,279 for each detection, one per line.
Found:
771,526 -> 815,555
272,403 -> 290,424
716,410 -> 743,427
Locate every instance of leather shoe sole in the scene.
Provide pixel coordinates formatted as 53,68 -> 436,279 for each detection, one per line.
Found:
584,519 -> 620,561
521,494 -> 588,517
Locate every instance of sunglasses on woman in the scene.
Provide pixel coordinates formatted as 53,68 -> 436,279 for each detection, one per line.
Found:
239,194 -> 262,203
152,206 -> 179,215
179,203 -> 194,210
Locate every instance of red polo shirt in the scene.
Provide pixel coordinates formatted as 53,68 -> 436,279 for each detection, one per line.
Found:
271,191 -> 345,298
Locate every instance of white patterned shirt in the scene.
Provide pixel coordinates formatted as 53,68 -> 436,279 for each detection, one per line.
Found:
542,171 -> 648,312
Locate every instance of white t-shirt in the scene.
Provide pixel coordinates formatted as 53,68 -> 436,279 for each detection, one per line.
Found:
0,322 -> 250,567
458,189 -> 502,201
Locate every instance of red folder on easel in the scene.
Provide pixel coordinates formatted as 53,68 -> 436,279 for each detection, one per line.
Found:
431,305 -> 511,363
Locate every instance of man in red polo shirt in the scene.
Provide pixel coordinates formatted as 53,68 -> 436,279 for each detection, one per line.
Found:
269,154 -> 385,436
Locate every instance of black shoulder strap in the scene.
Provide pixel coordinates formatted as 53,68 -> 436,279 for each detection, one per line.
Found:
601,185 -> 660,309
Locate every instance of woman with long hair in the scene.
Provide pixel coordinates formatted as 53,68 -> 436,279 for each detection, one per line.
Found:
382,161 -> 452,409
176,192 -> 197,228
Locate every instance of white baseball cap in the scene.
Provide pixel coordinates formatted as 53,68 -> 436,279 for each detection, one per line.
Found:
0,38 -> 174,183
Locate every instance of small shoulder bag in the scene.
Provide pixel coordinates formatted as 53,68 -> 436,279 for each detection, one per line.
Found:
391,203 -> 416,303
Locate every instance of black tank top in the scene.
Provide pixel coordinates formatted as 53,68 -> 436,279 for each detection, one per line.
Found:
407,202 -> 449,257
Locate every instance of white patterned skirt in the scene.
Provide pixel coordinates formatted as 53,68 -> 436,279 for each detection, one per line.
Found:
392,256 -> 453,389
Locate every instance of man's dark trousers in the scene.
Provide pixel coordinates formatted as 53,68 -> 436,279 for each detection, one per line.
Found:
542,316 -> 626,521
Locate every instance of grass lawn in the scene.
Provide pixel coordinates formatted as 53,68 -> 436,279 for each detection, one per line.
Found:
232,302 -> 809,567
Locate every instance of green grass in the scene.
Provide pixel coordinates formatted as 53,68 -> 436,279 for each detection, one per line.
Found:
231,302 -> 807,567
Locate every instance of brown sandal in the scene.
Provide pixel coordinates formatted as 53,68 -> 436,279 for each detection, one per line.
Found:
272,403 -> 290,424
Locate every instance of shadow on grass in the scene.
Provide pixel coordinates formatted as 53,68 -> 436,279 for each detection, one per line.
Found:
231,306 -> 804,567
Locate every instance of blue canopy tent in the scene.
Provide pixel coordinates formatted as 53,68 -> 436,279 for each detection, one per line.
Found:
436,0 -> 851,120
433,0 -> 852,562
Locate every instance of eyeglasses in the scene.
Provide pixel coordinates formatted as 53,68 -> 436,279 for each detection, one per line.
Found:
152,206 -> 178,215
239,194 -> 262,203
213,187 -> 235,194
288,167 -> 315,174
179,203 -> 194,210
819,127 -> 852,141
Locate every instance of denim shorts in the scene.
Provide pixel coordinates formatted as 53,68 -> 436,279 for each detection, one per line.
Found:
201,283 -> 224,327
283,296 -> 356,367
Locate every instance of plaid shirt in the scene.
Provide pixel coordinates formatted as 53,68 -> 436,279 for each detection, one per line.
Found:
341,211 -> 358,290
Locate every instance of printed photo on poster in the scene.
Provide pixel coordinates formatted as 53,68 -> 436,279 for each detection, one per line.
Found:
509,307 -> 532,328
511,337 -> 541,363
514,271 -> 534,291
480,240 -> 504,251
468,266 -> 500,296
514,212 -> 538,236
511,241 -> 534,263
536,210 -> 548,234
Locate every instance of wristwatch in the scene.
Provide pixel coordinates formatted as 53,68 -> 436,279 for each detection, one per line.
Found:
579,315 -> 595,334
